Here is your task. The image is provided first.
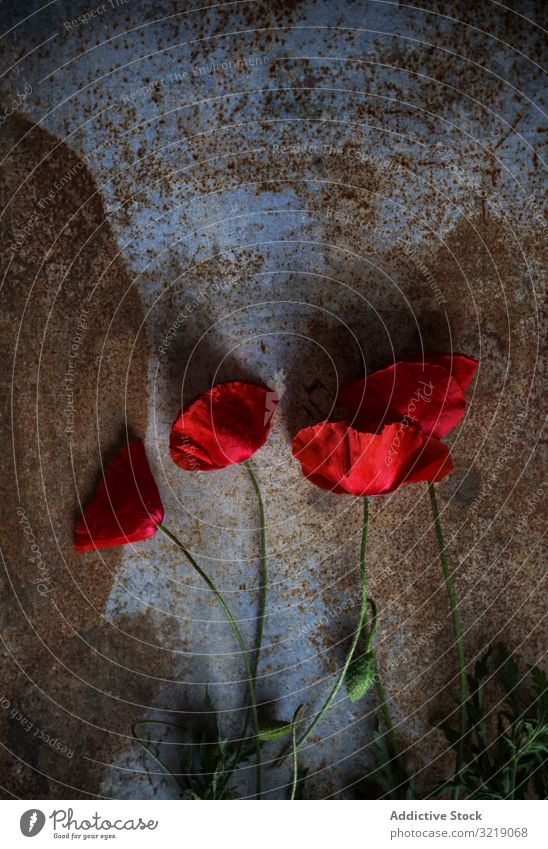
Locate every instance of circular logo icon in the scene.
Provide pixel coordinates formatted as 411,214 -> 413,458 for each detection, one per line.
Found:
20,810 -> 46,837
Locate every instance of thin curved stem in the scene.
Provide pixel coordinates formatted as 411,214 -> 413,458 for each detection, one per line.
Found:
290,709 -> 302,800
219,461 -> 267,792
428,483 -> 468,799
158,522 -> 262,797
290,497 -> 370,754
372,662 -> 402,764
290,735 -> 299,800
244,459 -> 267,679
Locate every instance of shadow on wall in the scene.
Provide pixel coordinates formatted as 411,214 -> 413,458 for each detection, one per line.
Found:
0,115 -> 167,798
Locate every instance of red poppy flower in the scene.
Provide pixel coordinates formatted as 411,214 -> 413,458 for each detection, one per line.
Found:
75,440 -> 164,551
170,380 -> 277,472
338,352 -> 478,440
292,420 -> 452,497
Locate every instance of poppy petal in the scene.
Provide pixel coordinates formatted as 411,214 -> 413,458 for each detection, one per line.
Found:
399,351 -> 478,393
170,380 -> 277,471
338,362 -> 466,440
75,440 -> 164,551
292,420 -> 452,497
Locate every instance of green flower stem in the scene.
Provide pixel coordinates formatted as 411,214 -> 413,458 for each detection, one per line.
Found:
215,460 -> 268,787
219,460 -> 267,792
428,483 -> 468,797
290,706 -> 304,800
288,496 -> 370,755
372,661 -> 402,764
216,463 -> 268,797
244,459 -> 267,679
158,522 -> 262,797
290,727 -> 299,800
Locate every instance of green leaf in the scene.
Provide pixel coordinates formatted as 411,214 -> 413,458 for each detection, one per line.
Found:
434,647 -> 548,800
363,717 -> 415,799
346,650 -> 375,702
501,655 -> 519,695
257,719 -> 293,742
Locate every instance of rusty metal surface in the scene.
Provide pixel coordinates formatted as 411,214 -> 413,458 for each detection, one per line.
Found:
0,0 -> 545,799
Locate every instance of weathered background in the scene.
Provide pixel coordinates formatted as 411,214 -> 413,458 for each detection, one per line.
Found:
0,0 -> 545,799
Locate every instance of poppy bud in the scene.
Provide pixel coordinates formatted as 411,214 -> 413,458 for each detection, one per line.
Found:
345,650 -> 376,702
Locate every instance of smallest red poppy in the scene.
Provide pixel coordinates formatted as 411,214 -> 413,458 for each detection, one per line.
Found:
170,380 -> 277,472
75,440 -> 164,552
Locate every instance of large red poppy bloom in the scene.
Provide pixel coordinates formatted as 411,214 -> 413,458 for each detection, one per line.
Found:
338,352 -> 478,440
75,440 -> 164,551
292,420 -> 452,497
170,380 -> 277,472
